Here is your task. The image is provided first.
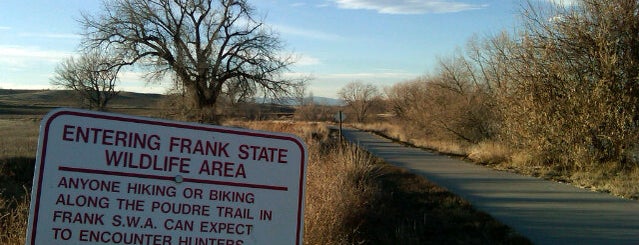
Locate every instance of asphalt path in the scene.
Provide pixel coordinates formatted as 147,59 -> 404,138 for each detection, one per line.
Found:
340,127 -> 639,245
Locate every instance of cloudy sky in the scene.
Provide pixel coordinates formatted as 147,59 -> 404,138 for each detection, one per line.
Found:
0,0 -> 567,98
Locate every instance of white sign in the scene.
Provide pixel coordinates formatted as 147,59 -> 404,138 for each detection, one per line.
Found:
27,108 -> 307,245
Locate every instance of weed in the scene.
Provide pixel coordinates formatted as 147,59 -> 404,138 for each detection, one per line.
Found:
0,188 -> 29,245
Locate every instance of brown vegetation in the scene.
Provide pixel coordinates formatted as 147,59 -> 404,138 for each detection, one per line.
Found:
0,119 -> 37,244
0,115 -> 531,244
375,0 -> 639,199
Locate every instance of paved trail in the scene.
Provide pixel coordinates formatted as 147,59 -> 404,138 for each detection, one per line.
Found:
340,128 -> 639,245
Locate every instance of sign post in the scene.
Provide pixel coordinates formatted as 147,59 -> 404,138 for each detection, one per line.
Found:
334,111 -> 346,145
27,108 -> 307,245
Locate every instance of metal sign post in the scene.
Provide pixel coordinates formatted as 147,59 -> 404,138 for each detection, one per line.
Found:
334,111 -> 346,145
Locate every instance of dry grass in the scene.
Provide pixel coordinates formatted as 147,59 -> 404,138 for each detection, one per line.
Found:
228,120 -> 383,244
0,119 -> 37,245
352,122 -> 468,156
412,139 -> 468,156
0,119 -> 39,159
0,191 -> 29,245
467,141 -> 512,165
351,122 -> 408,142
304,144 -> 384,244
495,151 -> 639,199
570,163 -> 639,199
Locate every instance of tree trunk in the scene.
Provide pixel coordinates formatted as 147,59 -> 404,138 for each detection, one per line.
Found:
191,81 -> 221,124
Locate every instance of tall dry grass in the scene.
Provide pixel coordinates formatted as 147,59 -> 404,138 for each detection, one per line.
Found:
0,118 -> 38,245
0,192 -> 29,245
304,144 -> 387,244
228,120 -> 384,244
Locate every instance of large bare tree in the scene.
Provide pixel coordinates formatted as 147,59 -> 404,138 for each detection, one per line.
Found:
81,0 -> 299,122
51,51 -> 120,111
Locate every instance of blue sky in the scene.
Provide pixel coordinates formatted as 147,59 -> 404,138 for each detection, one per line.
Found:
0,0 -> 567,98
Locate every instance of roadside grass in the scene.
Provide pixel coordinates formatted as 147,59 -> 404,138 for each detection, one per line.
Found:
358,165 -> 530,244
352,122 -> 468,156
356,121 -> 639,200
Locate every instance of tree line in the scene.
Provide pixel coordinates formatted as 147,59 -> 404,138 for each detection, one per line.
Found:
384,0 -> 639,170
337,0 -> 639,171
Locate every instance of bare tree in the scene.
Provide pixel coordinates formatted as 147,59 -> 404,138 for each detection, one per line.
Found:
80,0 -> 300,122
338,81 -> 381,123
51,51 -> 120,111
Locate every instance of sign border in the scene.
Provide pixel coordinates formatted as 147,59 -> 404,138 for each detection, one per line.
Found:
28,108 -> 307,245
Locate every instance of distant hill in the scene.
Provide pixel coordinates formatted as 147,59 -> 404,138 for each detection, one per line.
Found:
0,89 -> 342,118
0,89 -> 77,105
110,91 -> 165,108
306,96 -> 344,106
0,89 -> 164,107
0,89 -> 41,96
0,89 -> 165,117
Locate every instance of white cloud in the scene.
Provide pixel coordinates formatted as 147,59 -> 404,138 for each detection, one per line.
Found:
18,32 -> 81,39
275,52 -> 321,67
0,45 -> 72,70
0,26 -> 10,30
294,54 -> 321,66
118,84 -> 169,94
322,71 -> 418,80
116,71 -> 173,94
330,0 -> 488,14
302,70 -> 419,98
272,24 -> 343,41
291,2 -> 306,7
0,45 -> 71,61
545,0 -> 578,7
0,81 -> 54,90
